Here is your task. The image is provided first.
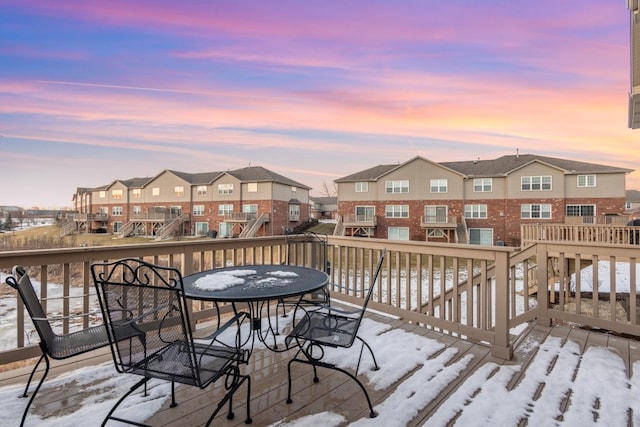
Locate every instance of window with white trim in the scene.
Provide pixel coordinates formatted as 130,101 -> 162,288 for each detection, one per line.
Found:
430,179 -> 448,193
193,205 -> 205,216
99,191 -> 106,198
469,228 -> 493,245
152,187 -> 160,196
385,205 -> 409,218
195,222 -> 209,236
132,189 -> 141,198
355,182 -> 368,192
577,175 -> 596,187
133,206 -> 141,214
196,186 -> 207,196
521,204 -> 551,219
521,176 -> 551,191
464,204 -> 488,219
174,186 -> 184,197
113,221 -> 122,232
112,206 -> 123,216
218,204 -> 233,215
112,189 -> 123,199
385,180 -> 409,193
566,204 -> 595,217
388,227 -> 409,240
424,205 -> 448,223
218,184 -> 233,195
355,206 -> 375,221
247,182 -> 258,192
473,178 -> 492,192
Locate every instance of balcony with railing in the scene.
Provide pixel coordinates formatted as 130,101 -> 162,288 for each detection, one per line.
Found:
341,214 -> 377,227
2,236 -> 640,424
420,215 -> 457,228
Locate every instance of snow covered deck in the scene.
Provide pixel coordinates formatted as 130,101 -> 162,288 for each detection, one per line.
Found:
1,311 -> 639,426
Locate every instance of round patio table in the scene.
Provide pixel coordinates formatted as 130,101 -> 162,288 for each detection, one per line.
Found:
183,264 -> 329,351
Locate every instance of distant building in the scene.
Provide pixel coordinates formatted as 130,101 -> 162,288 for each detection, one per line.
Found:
70,166 -> 311,238
335,154 -> 632,246
309,196 -> 337,220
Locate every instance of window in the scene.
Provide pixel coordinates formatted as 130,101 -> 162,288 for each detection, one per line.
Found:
113,221 -> 122,233
112,206 -> 123,216
247,182 -> 258,193
424,205 -> 448,223
577,175 -> 596,187
99,207 -> 108,215
99,191 -> 106,199
243,204 -> 258,215
627,202 -> 633,209
469,228 -> 493,245
193,205 -> 205,216
291,186 -> 297,194
152,187 -> 160,196
464,204 -> 488,219
112,189 -> 123,199
566,205 -> 595,217
388,227 -> 409,241
195,222 -> 209,236
521,204 -> 551,219
355,182 -> 369,192
473,178 -> 492,192
174,186 -> 184,197
430,179 -> 448,193
132,189 -> 141,198
289,204 -> 300,217
218,184 -> 233,195
355,206 -> 375,221
385,180 -> 409,194
385,205 -> 409,218
521,176 -> 552,191
196,186 -> 207,196
218,204 -> 233,215
133,206 -> 141,215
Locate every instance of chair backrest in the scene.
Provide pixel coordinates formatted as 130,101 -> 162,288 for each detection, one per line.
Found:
91,258 -> 201,385
5,266 -> 55,350
285,232 -> 329,273
360,248 -> 387,313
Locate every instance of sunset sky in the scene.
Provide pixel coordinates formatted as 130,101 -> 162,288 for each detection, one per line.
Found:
0,0 -> 637,208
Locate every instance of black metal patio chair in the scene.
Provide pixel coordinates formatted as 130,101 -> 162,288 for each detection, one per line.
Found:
284,248 -> 386,418
5,265 -> 118,427
91,258 -> 252,426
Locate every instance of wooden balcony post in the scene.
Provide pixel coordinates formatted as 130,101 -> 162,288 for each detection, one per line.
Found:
492,250 -> 512,360
536,243 -> 551,327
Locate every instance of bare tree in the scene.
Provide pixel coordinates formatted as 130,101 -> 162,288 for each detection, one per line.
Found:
319,181 -> 337,197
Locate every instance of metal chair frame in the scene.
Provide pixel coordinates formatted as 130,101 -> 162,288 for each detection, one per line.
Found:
284,248 -> 386,418
5,265 -> 114,427
92,258 -> 252,426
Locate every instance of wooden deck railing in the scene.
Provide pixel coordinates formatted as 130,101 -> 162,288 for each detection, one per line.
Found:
521,223 -> 640,246
2,237 -> 640,365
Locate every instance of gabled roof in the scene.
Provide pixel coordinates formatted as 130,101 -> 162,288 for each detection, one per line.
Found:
335,156 -> 463,182
310,196 -> 337,205
441,154 -> 633,177
225,166 -> 310,189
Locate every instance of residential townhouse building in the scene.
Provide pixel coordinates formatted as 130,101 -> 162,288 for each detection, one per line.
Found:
334,154 -> 632,246
71,166 -> 310,238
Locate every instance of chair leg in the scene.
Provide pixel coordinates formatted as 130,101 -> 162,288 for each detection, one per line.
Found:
204,374 -> 252,426
355,336 -> 380,375
102,377 -> 149,427
21,353 -> 45,398
19,353 -> 49,427
170,381 -> 177,407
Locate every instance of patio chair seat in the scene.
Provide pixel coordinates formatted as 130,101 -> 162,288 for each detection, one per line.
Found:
92,258 -> 252,426
284,248 -> 386,418
5,266 -> 118,427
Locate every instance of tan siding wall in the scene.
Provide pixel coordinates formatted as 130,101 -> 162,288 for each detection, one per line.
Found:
463,177 -> 507,200
506,163 -> 566,199
565,173 -> 627,198
144,173 -> 190,203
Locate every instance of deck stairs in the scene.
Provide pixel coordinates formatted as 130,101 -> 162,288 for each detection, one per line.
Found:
239,213 -> 269,238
